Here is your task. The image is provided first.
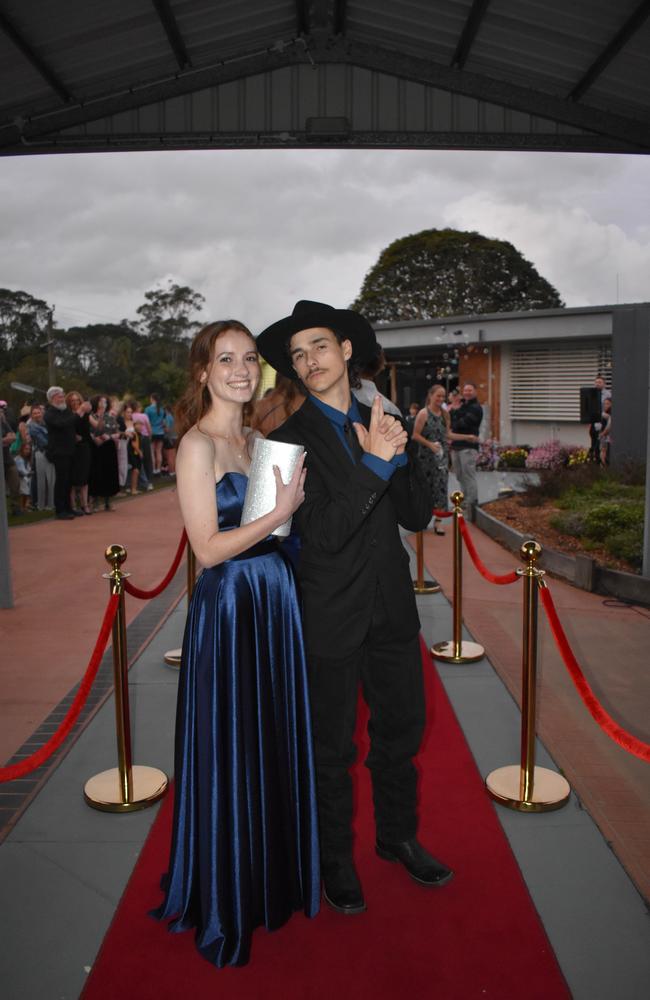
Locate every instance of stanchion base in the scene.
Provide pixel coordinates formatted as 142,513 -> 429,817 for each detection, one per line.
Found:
163,647 -> 181,668
84,765 -> 168,813
431,639 -> 485,663
413,579 -> 441,594
485,765 -> 571,813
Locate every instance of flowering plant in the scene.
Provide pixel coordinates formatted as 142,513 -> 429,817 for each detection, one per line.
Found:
500,447 -> 528,469
525,439 -> 570,470
476,438 -> 501,470
567,447 -> 589,466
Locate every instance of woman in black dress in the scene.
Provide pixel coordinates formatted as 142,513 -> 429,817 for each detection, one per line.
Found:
89,395 -> 119,511
66,391 -> 93,515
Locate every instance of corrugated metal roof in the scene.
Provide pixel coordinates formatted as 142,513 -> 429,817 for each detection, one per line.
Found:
0,0 -> 648,154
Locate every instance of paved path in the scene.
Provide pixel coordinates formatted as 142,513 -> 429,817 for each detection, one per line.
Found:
415,519 -> 650,902
0,488 -> 184,764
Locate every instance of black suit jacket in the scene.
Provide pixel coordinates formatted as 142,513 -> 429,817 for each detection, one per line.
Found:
269,398 -> 431,658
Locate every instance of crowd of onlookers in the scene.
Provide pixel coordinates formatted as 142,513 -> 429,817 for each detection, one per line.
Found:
1,390 -> 177,521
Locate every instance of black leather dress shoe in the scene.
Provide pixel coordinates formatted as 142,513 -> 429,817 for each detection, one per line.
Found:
376,837 -> 454,887
322,859 -> 366,915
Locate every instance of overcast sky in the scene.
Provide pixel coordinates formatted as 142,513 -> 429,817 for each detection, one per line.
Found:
1,148 -> 649,335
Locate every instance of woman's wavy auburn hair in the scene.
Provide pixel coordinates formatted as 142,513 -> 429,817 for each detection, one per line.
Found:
175,320 -> 257,442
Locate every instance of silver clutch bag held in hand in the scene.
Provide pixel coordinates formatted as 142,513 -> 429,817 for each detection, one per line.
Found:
240,438 -> 305,537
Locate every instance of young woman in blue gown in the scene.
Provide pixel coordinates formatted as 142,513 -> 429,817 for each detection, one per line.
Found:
153,320 -> 319,967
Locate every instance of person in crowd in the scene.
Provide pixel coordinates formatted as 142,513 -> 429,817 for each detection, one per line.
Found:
411,384 -> 451,535
449,381 -> 483,513
118,402 -> 143,494
27,403 -> 55,511
599,397 -> 612,466
258,300 -> 452,917
88,395 -> 120,512
66,391 -> 93,515
145,393 -> 166,475
1,403 -> 21,516
14,441 -> 33,512
133,401 -> 154,487
405,401 -> 420,437
589,374 -> 612,464
16,405 -> 32,448
162,402 -> 177,476
352,342 -> 402,416
153,320 -> 318,967
44,386 -> 82,521
251,372 -> 305,436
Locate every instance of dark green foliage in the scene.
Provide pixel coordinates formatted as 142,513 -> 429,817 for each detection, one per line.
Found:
549,511 -> 585,537
605,528 -> 644,568
351,229 -> 564,322
0,281 -> 204,408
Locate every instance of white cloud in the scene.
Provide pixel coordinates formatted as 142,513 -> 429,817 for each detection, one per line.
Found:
0,148 -> 649,333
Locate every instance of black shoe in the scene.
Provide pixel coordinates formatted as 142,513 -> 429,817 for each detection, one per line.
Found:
322,859 -> 366,915
71,508 -> 84,517
56,512 -> 75,521
376,837 -> 454,887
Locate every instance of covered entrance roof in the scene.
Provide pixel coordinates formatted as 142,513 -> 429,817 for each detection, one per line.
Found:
1,1 -> 649,156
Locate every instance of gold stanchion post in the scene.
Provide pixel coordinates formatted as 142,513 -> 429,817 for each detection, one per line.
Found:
84,544 -> 168,812
164,540 -> 196,668
412,530 -> 441,594
431,491 -> 484,664
485,540 -> 571,812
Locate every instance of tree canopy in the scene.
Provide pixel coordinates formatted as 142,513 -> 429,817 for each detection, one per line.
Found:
0,281 -> 206,409
351,228 -> 564,322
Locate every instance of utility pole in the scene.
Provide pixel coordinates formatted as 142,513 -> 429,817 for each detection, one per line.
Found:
46,309 -> 56,386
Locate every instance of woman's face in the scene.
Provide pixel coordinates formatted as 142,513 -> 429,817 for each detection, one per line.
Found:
31,406 -> 43,422
430,387 -> 446,408
203,329 -> 260,405
97,397 -> 107,413
123,406 -> 133,419
69,395 -> 82,411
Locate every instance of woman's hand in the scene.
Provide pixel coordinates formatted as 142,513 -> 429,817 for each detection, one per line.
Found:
271,453 -> 307,525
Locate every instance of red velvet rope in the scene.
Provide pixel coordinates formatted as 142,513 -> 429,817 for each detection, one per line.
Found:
539,584 -> 650,763
432,509 -> 454,519
458,518 -> 520,585
0,593 -> 120,783
123,530 -> 188,601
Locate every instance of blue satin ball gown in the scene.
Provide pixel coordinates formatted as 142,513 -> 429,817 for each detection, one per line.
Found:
154,473 -> 320,966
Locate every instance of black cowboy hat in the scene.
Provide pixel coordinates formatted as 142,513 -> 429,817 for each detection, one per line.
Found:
256,300 -> 377,380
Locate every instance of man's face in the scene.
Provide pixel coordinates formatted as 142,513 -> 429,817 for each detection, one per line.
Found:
50,391 -> 66,408
289,327 -> 351,398
462,383 -> 476,402
595,377 -> 605,390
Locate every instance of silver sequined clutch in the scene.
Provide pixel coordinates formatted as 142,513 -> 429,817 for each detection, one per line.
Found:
240,438 -> 305,537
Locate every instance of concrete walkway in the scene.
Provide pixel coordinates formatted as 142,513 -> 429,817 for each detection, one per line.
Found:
0,479 -> 649,998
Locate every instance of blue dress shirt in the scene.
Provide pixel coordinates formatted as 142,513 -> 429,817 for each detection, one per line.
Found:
310,395 -> 407,481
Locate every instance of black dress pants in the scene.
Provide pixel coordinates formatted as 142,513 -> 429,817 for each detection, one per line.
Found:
307,585 -> 425,865
51,454 -> 74,515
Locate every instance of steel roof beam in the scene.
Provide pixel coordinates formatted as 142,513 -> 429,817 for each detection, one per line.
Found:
340,39 -> 650,150
296,0 -> 309,36
452,0 -> 492,69
0,10 -> 71,104
2,37 -> 649,152
152,0 -> 191,70
333,0 -> 348,37
568,1 -> 650,101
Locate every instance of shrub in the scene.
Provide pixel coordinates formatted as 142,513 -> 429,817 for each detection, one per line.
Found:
582,501 -> 643,542
605,527 -> 643,568
567,447 -> 589,466
549,511 -> 585,537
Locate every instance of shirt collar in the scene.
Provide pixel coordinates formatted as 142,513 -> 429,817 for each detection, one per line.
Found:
310,394 -> 361,427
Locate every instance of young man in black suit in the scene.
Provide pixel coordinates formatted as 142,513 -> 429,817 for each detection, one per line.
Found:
257,301 -> 453,915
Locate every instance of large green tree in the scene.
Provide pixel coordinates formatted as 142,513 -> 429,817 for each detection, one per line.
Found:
351,229 -> 564,322
0,287 -> 53,371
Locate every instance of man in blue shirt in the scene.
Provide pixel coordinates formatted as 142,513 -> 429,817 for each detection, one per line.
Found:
257,301 -> 453,916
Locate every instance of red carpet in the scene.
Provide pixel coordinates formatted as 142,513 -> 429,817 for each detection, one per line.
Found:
82,645 -> 569,999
